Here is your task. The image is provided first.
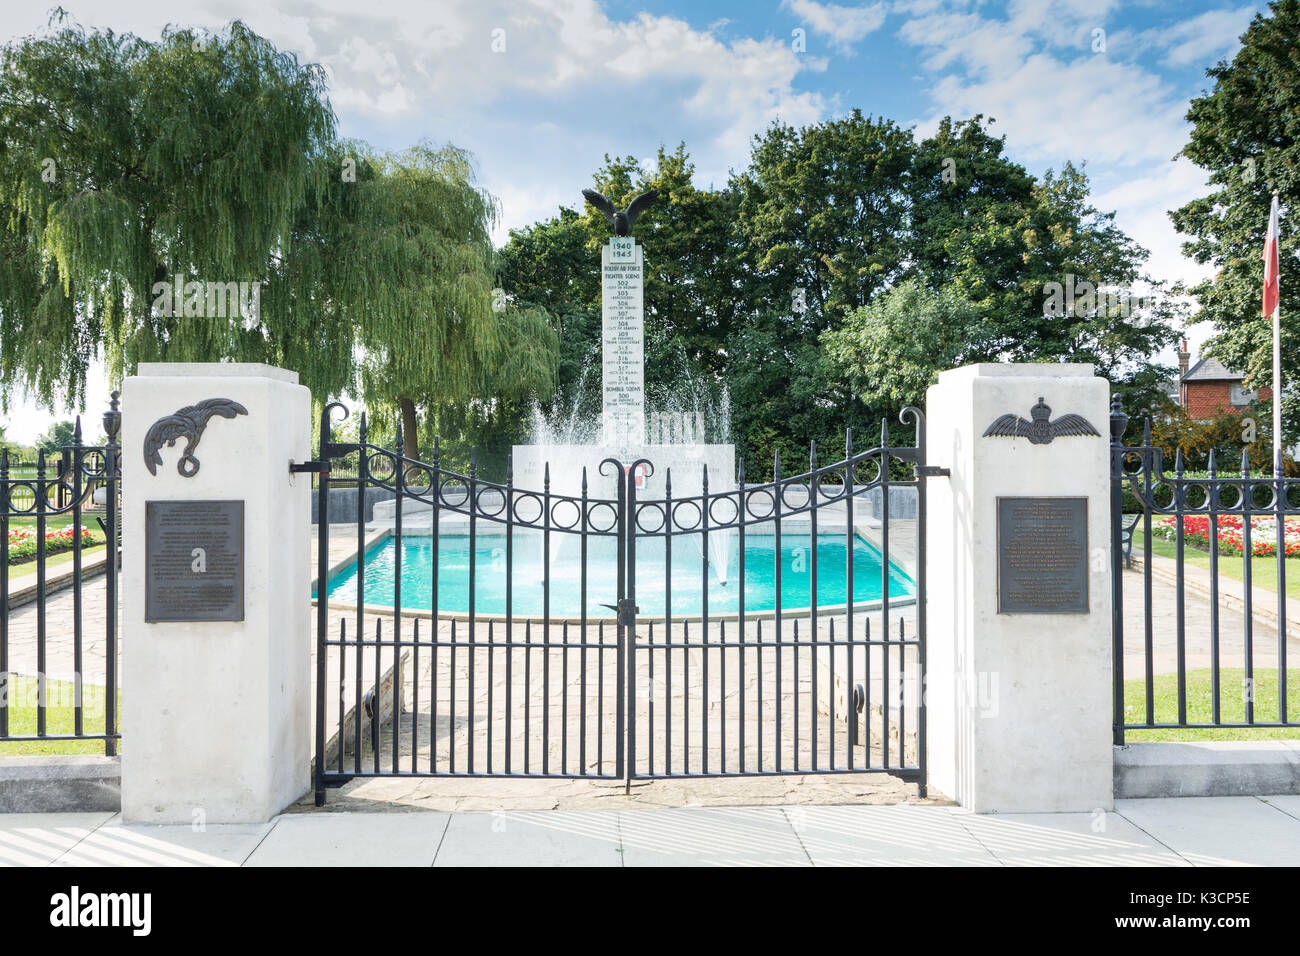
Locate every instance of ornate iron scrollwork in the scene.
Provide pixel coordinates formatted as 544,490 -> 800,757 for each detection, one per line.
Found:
143,398 -> 249,477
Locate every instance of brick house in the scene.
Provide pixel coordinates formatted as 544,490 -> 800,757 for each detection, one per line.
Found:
1176,340 -> 1272,419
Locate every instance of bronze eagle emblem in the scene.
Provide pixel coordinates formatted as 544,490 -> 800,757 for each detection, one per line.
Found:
144,398 -> 249,477
581,188 -> 659,237
983,396 -> 1100,445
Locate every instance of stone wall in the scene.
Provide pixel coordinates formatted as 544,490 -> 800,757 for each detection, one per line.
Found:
311,486 -> 394,524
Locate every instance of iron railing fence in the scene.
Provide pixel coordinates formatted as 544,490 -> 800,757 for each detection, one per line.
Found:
1111,397 -> 1299,742
0,394 -> 121,754
311,403 -> 930,803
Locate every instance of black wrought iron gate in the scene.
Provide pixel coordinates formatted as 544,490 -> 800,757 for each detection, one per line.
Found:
311,405 -> 933,804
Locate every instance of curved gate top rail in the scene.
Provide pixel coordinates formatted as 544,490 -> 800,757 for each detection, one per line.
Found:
1115,434 -> 1300,517
316,402 -> 929,536
310,402 -> 932,804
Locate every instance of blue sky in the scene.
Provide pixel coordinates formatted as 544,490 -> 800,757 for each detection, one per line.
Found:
0,0 -> 1267,440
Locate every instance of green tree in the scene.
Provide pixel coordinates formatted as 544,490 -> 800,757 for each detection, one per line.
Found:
907,117 -> 1175,406
505,116 -> 1176,475
822,279 -> 991,410
725,113 -> 1174,471
732,110 -> 913,328
0,15 -> 338,407
498,207 -> 603,424
35,420 -> 76,453
1171,0 -> 1300,451
1,18 -> 553,463
311,142 -> 557,458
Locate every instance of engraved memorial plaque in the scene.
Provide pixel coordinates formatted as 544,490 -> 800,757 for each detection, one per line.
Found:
601,238 -> 645,450
997,496 -> 1088,614
145,500 -> 244,622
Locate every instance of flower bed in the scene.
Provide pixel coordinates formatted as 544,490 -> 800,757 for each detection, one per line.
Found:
6,525 -> 103,565
1151,514 -> 1300,557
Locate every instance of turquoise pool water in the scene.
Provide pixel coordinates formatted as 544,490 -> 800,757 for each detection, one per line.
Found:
320,532 -> 913,617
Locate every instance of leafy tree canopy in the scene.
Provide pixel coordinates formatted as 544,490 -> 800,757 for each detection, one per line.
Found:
1171,0 -> 1300,446
0,13 -> 337,408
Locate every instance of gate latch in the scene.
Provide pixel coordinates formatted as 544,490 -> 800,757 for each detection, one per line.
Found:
915,465 -> 950,478
290,460 -> 331,474
601,600 -> 640,626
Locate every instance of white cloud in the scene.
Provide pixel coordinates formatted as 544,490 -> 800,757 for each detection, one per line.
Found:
913,52 -> 1189,166
1093,157 -> 1215,290
898,0 -> 1240,296
1109,5 -> 1256,68
783,0 -> 887,53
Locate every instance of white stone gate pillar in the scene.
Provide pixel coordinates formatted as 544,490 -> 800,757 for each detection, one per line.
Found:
120,363 -> 311,824
926,364 -> 1113,812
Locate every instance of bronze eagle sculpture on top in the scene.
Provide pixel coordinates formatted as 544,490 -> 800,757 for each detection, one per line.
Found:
982,396 -> 1100,445
582,188 -> 659,236
144,398 -> 249,477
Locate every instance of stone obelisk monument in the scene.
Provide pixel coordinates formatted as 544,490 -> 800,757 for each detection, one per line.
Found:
601,234 -> 645,457
511,187 -> 733,525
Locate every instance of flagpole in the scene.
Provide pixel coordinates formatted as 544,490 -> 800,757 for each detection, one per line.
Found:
1275,297 -> 1283,476
1269,192 -> 1283,476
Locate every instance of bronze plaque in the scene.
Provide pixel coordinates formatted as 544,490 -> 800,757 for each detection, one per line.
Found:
997,497 -> 1088,614
145,500 -> 244,622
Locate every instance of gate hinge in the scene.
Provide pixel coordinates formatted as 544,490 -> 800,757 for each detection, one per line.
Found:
290,460 -> 331,474
915,465 -> 950,478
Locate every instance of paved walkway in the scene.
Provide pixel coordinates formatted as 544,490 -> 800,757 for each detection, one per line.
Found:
1120,564 -> 1300,679
3,795 -> 1299,866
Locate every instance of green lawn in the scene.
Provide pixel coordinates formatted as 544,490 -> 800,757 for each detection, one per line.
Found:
1135,528 -> 1300,601
1123,668 -> 1300,740
0,675 -> 119,755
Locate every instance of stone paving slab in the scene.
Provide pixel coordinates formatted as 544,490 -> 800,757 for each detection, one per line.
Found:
54,814 -> 272,867
434,810 -> 622,866
244,812 -> 449,867
953,810 -> 1188,867
1259,793 -> 1300,820
788,804 -> 998,866
1114,795 -> 1300,866
0,811 -> 115,866
617,806 -> 811,866
297,770 -> 931,814
6,795 -> 1300,865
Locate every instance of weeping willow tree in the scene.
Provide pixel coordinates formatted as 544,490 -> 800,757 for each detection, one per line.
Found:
0,15 -> 341,408
0,16 -> 556,450
328,143 -> 557,458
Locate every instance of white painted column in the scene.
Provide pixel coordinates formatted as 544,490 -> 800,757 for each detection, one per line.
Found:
120,363 -> 311,824
926,363 -> 1113,812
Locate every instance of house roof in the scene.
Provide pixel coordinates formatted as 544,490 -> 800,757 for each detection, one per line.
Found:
1181,356 -> 1246,383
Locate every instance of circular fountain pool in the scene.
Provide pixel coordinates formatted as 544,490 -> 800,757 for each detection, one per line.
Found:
318,531 -> 914,619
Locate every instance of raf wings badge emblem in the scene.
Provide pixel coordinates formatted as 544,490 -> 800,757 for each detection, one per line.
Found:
982,396 -> 1100,445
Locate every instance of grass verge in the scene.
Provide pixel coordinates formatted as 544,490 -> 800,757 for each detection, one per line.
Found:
0,675 -> 119,756
1123,667 -> 1300,741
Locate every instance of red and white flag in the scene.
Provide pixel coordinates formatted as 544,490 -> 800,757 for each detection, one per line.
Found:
1266,192 -> 1284,474
1264,193 -> 1281,317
